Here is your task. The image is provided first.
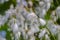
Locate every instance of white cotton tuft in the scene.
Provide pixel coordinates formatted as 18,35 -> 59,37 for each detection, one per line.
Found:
39,18 -> 46,26
13,23 -> 19,33
45,34 -> 50,40
39,29 -> 46,38
39,9 -> 46,18
30,36 -> 35,40
26,12 -> 37,21
56,6 -> 60,18
44,0 -> 50,3
39,1 -> 45,7
47,20 -> 58,35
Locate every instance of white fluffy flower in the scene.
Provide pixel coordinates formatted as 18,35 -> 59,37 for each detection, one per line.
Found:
16,0 -> 21,5
30,36 -> 35,40
28,1 -> 33,7
44,0 -> 50,3
39,9 -> 46,18
8,18 -> 19,34
27,25 -> 39,36
26,12 -> 37,21
15,32 -> 21,40
45,34 -> 50,40
24,23 -> 28,31
27,28 -> 35,36
51,11 -> 58,22
0,15 -> 8,26
13,23 -> 19,31
39,18 -> 46,26
17,0 -> 20,3
47,20 -> 58,35
56,6 -> 60,18
39,29 -> 46,38
39,1 -> 45,8
22,0 -> 27,6
46,3 -> 51,11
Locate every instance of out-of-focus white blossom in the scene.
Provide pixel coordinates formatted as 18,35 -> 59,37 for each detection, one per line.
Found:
13,23 -> 19,32
58,33 -> 60,40
56,6 -> 60,18
47,20 -> 58,35
22,0 -> 27,7
26,12 -> 37,21
45,3 -> 51,11
45,34 -> 50,40
0,36 -> 6,40
51,11 -> 58,22
38,9 -> 46,18
39,1 -> 45,7
24,23 -> 28,31
40,9 -> 46,18
27,27 -> 35,36
44,0 -> 50,3
0,15 -> 8,26
30,36 -> 35,40
28,1 -> 33,7
16,0 -> 21,6
17,0 -> 20,3
14,32 -> 21,40
39,18 -> 46,26
39,29 -> 46,38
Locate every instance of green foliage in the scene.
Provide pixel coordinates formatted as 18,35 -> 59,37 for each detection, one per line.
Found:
44,10 -> 51,20
56,18 -> 60,25
20,33 -> 24,40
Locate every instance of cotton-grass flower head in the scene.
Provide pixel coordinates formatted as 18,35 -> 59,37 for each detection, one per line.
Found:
28,0 -> 33,7
51,11 -> 58,22
29,35 -> 35,40
8,18 -> 20,33
39,29 -> 47,38
26,12 -> 37,22
56,6 -> 60,18
35,0 -> 51,18
0,15 -> 8,26
45,34 -> 50,40
46,20 -> 58,35
22,0 -> 27,7
39,18 -> 46,26
39,1 -> 45,8
39,9 -> 46,18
